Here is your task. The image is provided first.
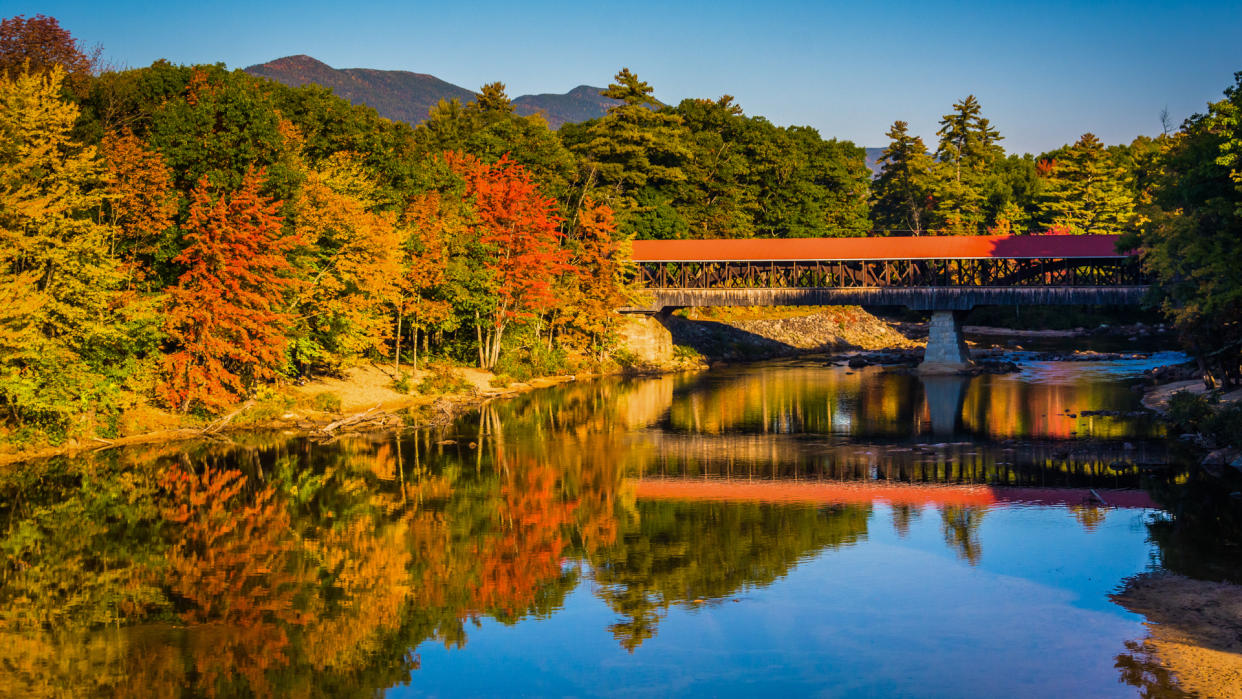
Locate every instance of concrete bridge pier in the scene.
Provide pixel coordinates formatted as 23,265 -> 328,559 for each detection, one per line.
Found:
920,310 -> 972,374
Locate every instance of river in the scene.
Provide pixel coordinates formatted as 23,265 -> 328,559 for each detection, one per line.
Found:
0,350 -> 1233,696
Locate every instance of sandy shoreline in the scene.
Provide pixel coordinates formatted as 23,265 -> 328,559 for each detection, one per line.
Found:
1112,572 -> 1242,698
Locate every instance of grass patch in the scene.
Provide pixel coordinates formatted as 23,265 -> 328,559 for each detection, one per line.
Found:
310,391 -> 342,413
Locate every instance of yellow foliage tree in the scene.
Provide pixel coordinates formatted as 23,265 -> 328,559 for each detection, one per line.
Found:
0,65 -> 125,431
291,152 -> 400,370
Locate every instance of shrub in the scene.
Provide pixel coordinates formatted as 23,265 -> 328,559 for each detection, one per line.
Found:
418,363 -> 473,395
391,372 -> 413,394
310,391 -> 341,413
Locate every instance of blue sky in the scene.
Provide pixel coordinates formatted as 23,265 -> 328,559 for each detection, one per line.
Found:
11,0 -> 1241,153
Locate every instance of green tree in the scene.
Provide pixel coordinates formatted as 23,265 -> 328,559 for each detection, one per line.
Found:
1035,133 -> 1137,233
1126,73 -> 1242,386
416,82 -> 577,207
932,95 -> 1005,234
568,69 -> 691,235
872,120 -> 935,234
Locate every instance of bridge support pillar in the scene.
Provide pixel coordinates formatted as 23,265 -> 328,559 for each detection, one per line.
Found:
920,310 -> 972,374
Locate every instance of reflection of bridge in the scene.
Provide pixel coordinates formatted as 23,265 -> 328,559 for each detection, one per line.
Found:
632,430 -> 1168,490
626,234 -> 1147,370
633,478 -> 1158,510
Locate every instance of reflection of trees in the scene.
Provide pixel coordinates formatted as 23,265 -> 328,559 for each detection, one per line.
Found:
0,421 -> 619,696
667,368 -> 918,437
1113,639 -> 1188,698
1070,505 -> 1107,531
939,506 -> 985,565
663,364 -> 1162,441
1141,463 -> 1242,584
891,504 -> 921,537
589,500 -> 871,651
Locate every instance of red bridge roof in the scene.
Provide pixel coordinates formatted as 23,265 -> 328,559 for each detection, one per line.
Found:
630,234 -> 1128,262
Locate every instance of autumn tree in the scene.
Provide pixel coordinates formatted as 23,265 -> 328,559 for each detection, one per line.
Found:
0,14 -> 98,95
872,120 -> 935,234
161,169 -> 301,412
0,66 -> 127,431
290,151 -> 399,371
446,152 -> 570,370
417,82 -> 577,206
394,191 -> 456,371
553,198 -> 629,360
100,127 -> 177,283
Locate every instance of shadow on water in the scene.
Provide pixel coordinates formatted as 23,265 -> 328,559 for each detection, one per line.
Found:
1,356 -> 1236,695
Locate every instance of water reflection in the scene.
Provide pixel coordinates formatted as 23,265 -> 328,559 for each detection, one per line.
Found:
0,356 -> 1226,696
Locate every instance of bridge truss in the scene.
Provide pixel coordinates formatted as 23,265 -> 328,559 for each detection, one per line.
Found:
634,257 -> 1147,291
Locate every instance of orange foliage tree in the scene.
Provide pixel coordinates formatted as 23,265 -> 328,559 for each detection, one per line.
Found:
161,169 -> 300,412
553,198 -> 629,361
445,152 -> 570,369
101,127 -> 177,284
394,191 -> 455,371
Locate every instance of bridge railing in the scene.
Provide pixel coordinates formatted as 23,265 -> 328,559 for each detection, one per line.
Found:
634,258 -> 1148,290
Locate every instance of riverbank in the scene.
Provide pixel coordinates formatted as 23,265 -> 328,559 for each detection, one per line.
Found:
1113,573 -> 1242,698
663,305 -> 920,362
0,364 -> 600,469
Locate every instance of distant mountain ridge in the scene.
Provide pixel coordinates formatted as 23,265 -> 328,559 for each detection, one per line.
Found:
244,55 -> 618,128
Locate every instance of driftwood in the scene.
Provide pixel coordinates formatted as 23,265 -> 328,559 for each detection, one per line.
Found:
202,400 -> 254,434
319,404 -> 383,434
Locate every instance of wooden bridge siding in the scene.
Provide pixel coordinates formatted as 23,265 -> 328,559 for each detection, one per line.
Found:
630,286 -> 1149,312
636,258 -> 1145,291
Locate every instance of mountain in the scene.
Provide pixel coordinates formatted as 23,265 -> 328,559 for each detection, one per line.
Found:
513,85 -> 618,128
864,147 -> 885,178
244,55 -> 617,128
244,55 -> 475,126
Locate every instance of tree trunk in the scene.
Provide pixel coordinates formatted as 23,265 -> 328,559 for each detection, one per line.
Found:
394,300 -> 404,373
475,311 -> 486,368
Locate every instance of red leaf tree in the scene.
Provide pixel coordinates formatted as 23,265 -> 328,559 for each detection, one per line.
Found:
446,152 -> 570,369
161,169 -> 301,412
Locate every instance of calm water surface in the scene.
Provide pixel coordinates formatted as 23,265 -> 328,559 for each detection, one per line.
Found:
1,352 -> 1227,697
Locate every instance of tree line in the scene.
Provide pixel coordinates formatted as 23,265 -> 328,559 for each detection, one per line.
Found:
1,13 -> 1239,443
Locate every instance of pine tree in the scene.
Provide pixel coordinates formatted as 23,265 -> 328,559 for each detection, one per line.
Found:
872,121 -> 934,234
571,69 -> 691,223
931,95 -> 1005,234
1036,133 -> 1136,234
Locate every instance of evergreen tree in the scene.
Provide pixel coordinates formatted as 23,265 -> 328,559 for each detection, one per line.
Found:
932,95 -> 1005,234
417,82 -> 577,207
1035,133 -> 1136,234
569,69 -> 690,233
872,121 -> 934,234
